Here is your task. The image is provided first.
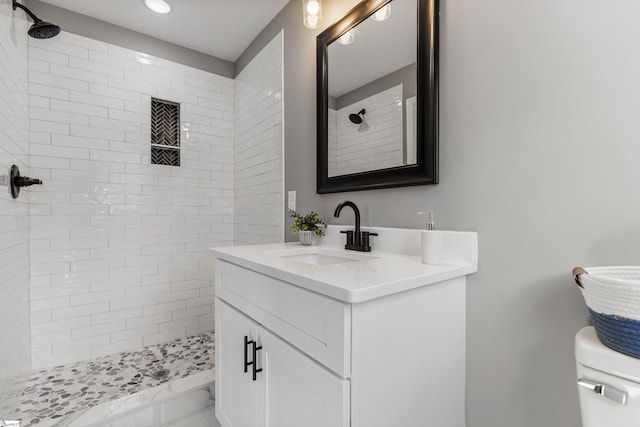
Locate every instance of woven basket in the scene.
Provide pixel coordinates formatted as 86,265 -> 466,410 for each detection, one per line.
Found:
574,266 -> 640,358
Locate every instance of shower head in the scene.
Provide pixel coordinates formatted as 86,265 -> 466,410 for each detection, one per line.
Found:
12,1 -> 61,39
349,109 -> 366,125
28,19 -> 61,39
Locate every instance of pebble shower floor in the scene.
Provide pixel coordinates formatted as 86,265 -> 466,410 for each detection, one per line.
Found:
3,332 -> 214,426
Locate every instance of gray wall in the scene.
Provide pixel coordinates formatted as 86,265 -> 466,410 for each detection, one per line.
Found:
242,0 -> 640,426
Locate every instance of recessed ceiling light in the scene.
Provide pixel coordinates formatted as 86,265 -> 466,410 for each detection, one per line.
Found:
144,0 -> 171,14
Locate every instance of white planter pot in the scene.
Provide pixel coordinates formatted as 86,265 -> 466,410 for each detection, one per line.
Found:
298,231 -> 316,246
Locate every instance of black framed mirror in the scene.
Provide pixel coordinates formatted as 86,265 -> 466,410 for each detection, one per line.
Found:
317,0 -> 438,193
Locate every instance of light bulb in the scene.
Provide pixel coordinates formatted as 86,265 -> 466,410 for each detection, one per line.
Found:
306,0 -> 320,15
305,15 -> 320,28
144,0 -> 171,14
372,4 -> 391,21
338,29 -> 355,45
302,0 -> 322,29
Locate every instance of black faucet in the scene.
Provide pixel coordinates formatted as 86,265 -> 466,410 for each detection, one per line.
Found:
334,201 -> 377,252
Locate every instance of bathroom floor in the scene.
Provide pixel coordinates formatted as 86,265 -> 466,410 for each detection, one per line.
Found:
9,332 -> 214,426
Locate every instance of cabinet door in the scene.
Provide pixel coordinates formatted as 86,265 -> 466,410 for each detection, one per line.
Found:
257,327 -> 350,427
215,299 -> 259,427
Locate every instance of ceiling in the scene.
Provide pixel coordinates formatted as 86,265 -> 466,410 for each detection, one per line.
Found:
38,0 -> 291,62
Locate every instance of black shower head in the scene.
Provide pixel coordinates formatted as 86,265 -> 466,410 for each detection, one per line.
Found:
349,109 -> 366,124
28,20 -> 61,39
13,0 -> 61,39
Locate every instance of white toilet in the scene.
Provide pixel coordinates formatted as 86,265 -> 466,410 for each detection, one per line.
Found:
575,326 -> 640,426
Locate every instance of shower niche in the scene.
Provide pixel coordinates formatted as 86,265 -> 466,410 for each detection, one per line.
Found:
151,98 -> 181,167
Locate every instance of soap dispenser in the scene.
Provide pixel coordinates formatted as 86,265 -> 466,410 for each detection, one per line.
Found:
417,211 -> 442,265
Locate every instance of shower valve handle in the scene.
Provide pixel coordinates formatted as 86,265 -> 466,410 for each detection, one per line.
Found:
15,176 -> 42,188
9,164 -> 43,199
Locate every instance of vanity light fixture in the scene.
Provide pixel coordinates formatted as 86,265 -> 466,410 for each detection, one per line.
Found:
372,4 -> 391,21
337,28 -> 356,45
144,0 -> 171,14
302,0 -> 322,29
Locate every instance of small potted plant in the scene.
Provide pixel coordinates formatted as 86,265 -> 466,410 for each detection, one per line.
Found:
288,209 -> 327,246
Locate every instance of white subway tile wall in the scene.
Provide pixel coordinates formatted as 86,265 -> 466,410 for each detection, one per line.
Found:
234,31 -> 284,244
329,84 -> 404,177
27,32 -> 235,369
0,7 -> 31,415
328,108 -> 337,177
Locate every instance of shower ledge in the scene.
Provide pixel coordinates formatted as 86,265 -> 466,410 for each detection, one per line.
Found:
8,332 -> 214,427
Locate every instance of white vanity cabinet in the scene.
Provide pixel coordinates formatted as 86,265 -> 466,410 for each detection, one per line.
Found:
215,299 -> 350,427
215,300 -> 259,427
213,227 -> 477,427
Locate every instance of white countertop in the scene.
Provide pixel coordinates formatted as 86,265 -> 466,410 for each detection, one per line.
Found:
211,228 -> 478,303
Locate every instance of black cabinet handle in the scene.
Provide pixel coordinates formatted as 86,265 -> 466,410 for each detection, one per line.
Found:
252,342 -> 263,381
244,335 -> 253,373
243,335 -> 263,380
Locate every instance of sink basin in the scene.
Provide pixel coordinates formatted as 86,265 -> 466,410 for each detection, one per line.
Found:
266,247 -> 377,266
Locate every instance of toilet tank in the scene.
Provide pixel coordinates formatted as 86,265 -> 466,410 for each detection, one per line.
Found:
575,327 -> 640,426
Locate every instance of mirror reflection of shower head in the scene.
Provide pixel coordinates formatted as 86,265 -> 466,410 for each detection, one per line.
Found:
12,0 -> 61,39
349,109 -> 366,124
